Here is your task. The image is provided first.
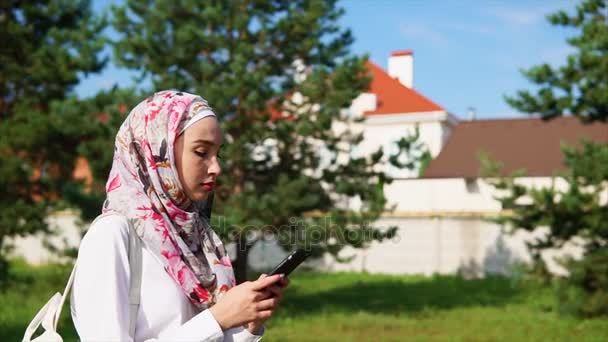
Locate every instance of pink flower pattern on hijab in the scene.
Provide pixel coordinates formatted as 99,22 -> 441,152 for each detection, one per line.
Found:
102,90 -> 235,310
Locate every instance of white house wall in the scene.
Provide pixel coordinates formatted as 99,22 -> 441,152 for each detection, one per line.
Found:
386,177 -> 569,213
353,120 -> 447,178
9,176 -> 583,277
7,211 -> 83,264
238,176 -> 580,277
316,217 -> 580,277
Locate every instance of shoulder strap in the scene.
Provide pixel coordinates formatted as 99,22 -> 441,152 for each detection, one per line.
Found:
126,218 -> 143,340
49,212 -> 116,330
50,263 -> 77,331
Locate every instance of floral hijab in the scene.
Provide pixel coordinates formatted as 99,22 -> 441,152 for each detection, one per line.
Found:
102,90 -> 235,310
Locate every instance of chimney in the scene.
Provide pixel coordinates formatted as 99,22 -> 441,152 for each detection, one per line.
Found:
467,107 -> 477,121
388,50 -> 414,88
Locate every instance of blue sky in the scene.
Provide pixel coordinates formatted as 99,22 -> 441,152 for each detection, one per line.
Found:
78,0 -> 577,119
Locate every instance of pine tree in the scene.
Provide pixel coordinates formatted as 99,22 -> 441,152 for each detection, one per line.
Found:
112,0 -> 414,282
58,88 -> 141,220
496,0 -> 608,317
0,0 -> 106,278
505,0 -> 608,123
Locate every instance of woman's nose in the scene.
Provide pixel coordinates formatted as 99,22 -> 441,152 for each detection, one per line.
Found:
209,157 -> 222,176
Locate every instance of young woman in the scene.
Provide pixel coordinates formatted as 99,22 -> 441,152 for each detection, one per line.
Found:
71,90 -> 288,341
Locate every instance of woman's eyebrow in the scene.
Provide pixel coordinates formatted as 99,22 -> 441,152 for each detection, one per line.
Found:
191,139 -> 223,149
191,139 -> 215,146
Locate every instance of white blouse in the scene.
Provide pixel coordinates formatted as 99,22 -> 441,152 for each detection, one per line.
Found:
71,214 -> 263,342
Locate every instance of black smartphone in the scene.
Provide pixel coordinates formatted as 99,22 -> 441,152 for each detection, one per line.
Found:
269,249 -> 311,277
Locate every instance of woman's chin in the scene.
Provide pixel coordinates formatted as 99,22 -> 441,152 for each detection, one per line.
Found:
190,190 -> 209,202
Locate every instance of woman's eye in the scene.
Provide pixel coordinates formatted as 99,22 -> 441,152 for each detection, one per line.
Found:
194,151 -> 208,158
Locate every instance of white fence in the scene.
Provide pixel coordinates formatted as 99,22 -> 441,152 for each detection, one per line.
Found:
9,211 -> 582,277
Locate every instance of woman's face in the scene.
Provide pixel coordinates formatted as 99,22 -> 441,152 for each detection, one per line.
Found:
174,117 -> 222,202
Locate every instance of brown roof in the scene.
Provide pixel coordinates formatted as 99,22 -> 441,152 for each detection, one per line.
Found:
364,61 -> 444,115
423,116 -> 608,178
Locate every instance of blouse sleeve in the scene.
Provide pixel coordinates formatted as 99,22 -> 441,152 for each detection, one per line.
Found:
223,325 -> 265,342
70,215 -> 225,342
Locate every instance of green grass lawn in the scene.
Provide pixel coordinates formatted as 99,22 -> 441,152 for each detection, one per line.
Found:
2,261 -> 607,341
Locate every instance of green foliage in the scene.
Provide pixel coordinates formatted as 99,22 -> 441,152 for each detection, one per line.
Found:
491,142 -> 608,254
496,0 -> 608,317
490,141 -> 608,318
111,0 -> 419,281
4,262 -> 608,341
0,0 -> 107,110
0,0 -> 107,280
58,88 -> 141,221
1,259 -> 78,340
505,0 -> 608,122
388,127 -> 431,175
557,249 -> 608,317
416,149 -> 433,178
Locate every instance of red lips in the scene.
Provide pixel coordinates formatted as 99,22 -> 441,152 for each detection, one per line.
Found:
202,182 -> 214,191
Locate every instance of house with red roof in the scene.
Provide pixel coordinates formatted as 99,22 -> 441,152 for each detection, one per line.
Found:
347,51 -> 458,178
316,50 -> 606,277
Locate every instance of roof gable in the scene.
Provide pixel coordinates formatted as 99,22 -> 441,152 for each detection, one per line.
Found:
364,61 -> 444,115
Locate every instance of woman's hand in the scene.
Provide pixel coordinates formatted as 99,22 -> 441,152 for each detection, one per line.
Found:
208,274 -> 286,331
246,273 -> 290,334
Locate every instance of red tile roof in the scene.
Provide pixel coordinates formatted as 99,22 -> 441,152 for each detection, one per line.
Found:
266,93 -> 296,121
423,116 -> 608,178
391,49 -> 413,56
364,61 -> 444,116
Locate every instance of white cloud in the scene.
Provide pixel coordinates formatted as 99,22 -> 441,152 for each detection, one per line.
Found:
490,8 -> 540,26
495,45 -> 574,70
399,23 -> 447,46
443,22 -> 494,35
484,1 -> 574,28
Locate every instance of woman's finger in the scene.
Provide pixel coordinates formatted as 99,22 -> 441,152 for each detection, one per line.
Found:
255,285 -> 283,299
255,289 -> 275,300
251,274 -> 283,290
256,297 -> 280,311
253,290 -> 268,301
279,276 -> 290,288
265,284 -> 283,298
255,309 -> 273,321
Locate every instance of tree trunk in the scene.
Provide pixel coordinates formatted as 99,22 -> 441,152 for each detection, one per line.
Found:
0,235 -> 9,281
234,234 -> 249,284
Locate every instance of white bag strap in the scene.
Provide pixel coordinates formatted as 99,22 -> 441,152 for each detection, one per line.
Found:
23,213 -> 143,342
127,218 -> 143,339
22,264 -> 77,342
53,265 -> 77,330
